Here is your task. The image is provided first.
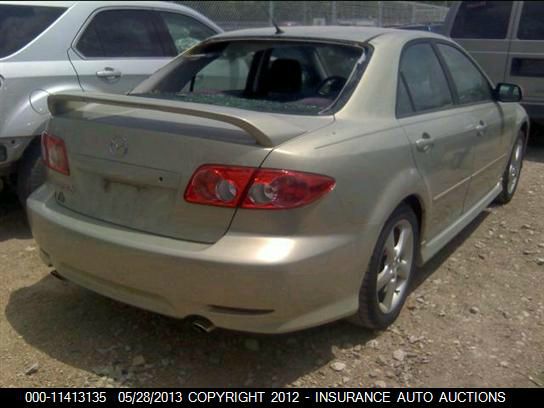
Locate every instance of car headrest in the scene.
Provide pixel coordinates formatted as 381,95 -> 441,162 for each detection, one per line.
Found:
267,58 -> 302,94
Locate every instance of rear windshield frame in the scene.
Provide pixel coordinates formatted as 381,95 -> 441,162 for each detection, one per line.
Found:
131,38 -> 370,116
0,4 -> 67,59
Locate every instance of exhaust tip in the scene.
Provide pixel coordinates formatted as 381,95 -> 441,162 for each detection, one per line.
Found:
50,270 -> 66,281
191,317 -> 215,333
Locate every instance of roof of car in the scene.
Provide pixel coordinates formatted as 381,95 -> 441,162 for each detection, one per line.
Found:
0,1 -> 198,11
213,26 -> 444,43
213,25 -> 445,44
0,1 -> 77,6
0,1 -> 222,34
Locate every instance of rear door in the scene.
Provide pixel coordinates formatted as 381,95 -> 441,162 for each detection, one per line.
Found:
68,9 -> 172,94
434,42 -> 506,211
68,9 -> 218,95
397,42 -> 474,241
506,1 -> 544,116
447,1 -> 515,85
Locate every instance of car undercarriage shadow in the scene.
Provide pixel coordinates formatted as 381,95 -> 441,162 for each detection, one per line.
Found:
6,273 -> 378,387
524,142 -> 544,164
0,189 -> 32,241
411,210 -> 489,292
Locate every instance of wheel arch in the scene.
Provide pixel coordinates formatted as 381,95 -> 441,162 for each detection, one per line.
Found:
520,120 -> 529,150
400,194 -> 426,266
515,104 -> 530,150
363,166 -> 430,268
520,121 -> 529,136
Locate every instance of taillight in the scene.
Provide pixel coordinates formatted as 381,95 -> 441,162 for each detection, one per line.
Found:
184,165 -> 335,209
242,169 -> 335,209
41,132 -> 70,175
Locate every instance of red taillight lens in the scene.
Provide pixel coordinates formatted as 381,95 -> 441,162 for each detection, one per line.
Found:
242,169 -> 335,209
41,132 -> 70,175
184,165 -> 335,209
184,165 -> 255,208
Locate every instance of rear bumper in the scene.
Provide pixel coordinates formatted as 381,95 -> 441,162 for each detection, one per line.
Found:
27,184 -> 375,333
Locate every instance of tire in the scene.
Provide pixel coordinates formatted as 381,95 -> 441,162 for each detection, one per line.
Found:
349,203 -> 419,330
16,138 -> 46,206
495,131 -> 525,205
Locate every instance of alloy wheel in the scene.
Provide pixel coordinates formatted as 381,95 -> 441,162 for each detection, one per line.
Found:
376,220 -> 414,314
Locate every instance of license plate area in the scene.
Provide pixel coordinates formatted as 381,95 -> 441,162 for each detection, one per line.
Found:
101,179 -> 142,224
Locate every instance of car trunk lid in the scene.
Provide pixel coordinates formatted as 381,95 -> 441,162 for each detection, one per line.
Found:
46,92 -> 333,243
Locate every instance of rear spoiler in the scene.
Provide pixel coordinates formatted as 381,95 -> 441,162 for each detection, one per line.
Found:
48,92 -> 308,147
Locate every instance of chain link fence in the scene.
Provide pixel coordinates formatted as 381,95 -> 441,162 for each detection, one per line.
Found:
179,1 -> 450,31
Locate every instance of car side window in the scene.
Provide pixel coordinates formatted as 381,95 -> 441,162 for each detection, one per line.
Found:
398,43 -> 453,115
451,1 -> 513,40
518,1 -> 544,40
159,12 -> 216,54
437,44 -> 492,105
0,5 -> 66,58
77,10 -> 165,58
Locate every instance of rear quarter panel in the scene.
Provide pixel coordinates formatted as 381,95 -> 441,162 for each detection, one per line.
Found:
229,119 -> 428,287
0,2 -> 88,141
0,61 -> 81,140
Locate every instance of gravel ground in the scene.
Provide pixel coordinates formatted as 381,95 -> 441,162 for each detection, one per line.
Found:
1,145 -> 543,388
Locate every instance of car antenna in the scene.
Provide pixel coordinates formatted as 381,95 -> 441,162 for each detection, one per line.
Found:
272,19 -> 284,35
264,4 -> 284,35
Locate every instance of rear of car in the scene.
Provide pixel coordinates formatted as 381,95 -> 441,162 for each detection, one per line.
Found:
444,1 -> 544,127
28,36 -> 370,333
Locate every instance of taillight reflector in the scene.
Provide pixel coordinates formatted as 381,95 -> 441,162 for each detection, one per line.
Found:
184,164 -> 335,209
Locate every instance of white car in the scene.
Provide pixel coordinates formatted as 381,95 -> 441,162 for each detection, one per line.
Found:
0,1 -> 221,201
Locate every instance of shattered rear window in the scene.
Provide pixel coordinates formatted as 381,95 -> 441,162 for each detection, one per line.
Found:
132,40 -> 366,115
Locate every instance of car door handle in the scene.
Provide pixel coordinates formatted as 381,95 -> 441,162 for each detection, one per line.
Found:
475,121 -> 487,136
96,67 -> 122,79
415,133 -> 434,153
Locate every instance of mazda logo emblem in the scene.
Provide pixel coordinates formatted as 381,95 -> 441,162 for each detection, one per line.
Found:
109,136 -> 128,157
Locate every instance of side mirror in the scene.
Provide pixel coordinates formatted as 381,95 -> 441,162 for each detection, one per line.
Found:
494,83 -> 522,103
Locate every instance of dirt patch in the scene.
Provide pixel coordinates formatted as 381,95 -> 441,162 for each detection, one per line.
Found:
1,146 -> 543,388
